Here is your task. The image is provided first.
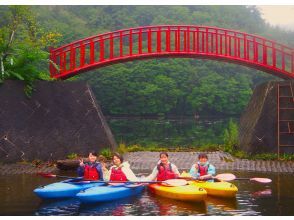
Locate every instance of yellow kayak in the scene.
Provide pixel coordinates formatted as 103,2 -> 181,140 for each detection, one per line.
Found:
180,171 -> 238,198
148,183 -> 207,202
189,181 -> 238,198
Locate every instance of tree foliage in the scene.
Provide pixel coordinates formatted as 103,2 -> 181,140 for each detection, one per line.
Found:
1,5 -> 293,113
0,6 -> 61,95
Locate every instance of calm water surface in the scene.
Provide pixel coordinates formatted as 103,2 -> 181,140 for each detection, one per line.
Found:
0,170 -> 293,216
107,117 -> 235,146
1,117 -> 292,215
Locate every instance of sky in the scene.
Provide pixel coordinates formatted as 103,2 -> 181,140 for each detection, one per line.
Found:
3,0 -> 294,31
258,5 -> 294,31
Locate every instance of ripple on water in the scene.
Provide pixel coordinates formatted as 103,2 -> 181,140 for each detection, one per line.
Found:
35,199 -> 80,216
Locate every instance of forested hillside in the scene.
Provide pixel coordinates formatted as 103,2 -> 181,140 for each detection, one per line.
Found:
1,6 -> 293,116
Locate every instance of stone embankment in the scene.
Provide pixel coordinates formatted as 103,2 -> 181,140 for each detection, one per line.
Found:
0,151 -> 293,175
0,163 -> 58,175
124,151 -> 294,173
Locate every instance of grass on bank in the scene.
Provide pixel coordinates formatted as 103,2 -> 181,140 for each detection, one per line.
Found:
110,143 -> 294,161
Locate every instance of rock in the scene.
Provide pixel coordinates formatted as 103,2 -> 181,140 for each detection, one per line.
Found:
56,159 -> 81,170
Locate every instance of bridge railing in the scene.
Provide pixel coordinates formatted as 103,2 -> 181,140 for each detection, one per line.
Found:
49,25 -> 294,79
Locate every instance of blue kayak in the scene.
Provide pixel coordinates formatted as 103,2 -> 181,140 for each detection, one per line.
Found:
34,178 -> 105,199
76,184 -> 145,203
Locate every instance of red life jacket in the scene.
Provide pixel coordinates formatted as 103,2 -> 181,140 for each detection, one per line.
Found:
110,167 -> 128,181
197,162 -> 209,177
157,163 -> 177,181
84,164 -> 99,180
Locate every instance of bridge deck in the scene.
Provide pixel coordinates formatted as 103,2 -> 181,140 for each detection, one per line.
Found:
49,25 -> 294,79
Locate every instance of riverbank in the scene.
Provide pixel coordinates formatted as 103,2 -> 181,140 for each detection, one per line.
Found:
0,151 -> 293,175
124,151 -> 294,173
0,162 -> 58,175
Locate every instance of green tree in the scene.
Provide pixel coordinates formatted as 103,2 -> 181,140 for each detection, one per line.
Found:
0,6 -> 61,95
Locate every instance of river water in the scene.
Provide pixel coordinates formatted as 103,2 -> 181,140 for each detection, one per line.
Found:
107,117 -> 234,146
0,170 -> 293,216
1,117 -> 293,215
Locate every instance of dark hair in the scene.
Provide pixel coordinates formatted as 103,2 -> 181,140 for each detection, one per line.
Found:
113,152 -> 123,162
198,153 -> 208,159
89,151 -> 98,157
159,152 -> 168,158
98,155 -> 107,163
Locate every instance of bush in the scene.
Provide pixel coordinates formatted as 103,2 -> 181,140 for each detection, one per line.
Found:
223,119 -> 239,153
116,143 -> 128,154
100,148 -> 113,160
67,153 -> 78,159
232,150 -> 248,159
126,144 -> 144,152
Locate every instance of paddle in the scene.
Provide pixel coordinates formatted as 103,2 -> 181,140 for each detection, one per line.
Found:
37,172 -> 188,186
234,177 -> 272,183
179,173 -> 236,182
180,173 -> 272,183
71,179 -> 188,186
37,172 -> 78,179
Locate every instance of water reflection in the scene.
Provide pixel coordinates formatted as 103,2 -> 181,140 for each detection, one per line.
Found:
251,189 -> 272,198
35,199 -> 80,216
34,190 -> 248,216
107,117 -> 235,146
0,169 -> 293,215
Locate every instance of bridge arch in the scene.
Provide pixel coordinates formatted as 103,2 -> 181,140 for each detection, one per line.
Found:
49,25 -> 294,79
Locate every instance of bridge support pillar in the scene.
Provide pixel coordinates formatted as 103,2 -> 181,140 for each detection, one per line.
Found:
0,80 -> 117,163
239,80 -> 294,155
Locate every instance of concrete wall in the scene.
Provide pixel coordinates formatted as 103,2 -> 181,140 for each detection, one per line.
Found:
0,80 -> 117,163
239,80 -> 294,154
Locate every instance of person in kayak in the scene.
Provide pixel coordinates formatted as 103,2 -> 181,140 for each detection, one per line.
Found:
108,152 -> 139,182
77,151 -> 104,181
189,153 -> 216,182
144,152 -> 180,181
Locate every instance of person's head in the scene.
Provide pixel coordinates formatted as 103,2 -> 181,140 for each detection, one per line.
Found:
88,151 -> 98,163
159,152 -> 169,164
198,153 -> 208,165
98,155 -> 107,164
112,152 -> 123,166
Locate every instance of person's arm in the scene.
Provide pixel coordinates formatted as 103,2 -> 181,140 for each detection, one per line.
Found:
199,164 -> 216,180
96,163 -> 104,181
142,166 -> 158,181
77,165 -> 85,177
121,167 -> 139,181
189,164 -> 199,179
77,159 -> 85,177
103,169 -> 110,181
171,164 -> 180,176
208,164 -> 216,176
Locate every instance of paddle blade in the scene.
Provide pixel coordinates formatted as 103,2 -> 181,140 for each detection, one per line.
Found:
215,173 -> 236,181
250,178 -> 272,183
164,179 -> 188,186
108,183 -> 126,187
37,172 -> 56,178
124,183 -> 144,188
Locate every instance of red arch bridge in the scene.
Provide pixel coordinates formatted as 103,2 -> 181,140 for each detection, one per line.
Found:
49,25 -> 294,79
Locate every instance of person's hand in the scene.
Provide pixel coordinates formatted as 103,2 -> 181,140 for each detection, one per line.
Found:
140,175 -> 146,181
199,176 -> 204,180
194,163 -> 199,170
79,158 -> 84,167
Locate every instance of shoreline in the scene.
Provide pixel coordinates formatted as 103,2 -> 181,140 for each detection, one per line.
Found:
1,151 -> 293,175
